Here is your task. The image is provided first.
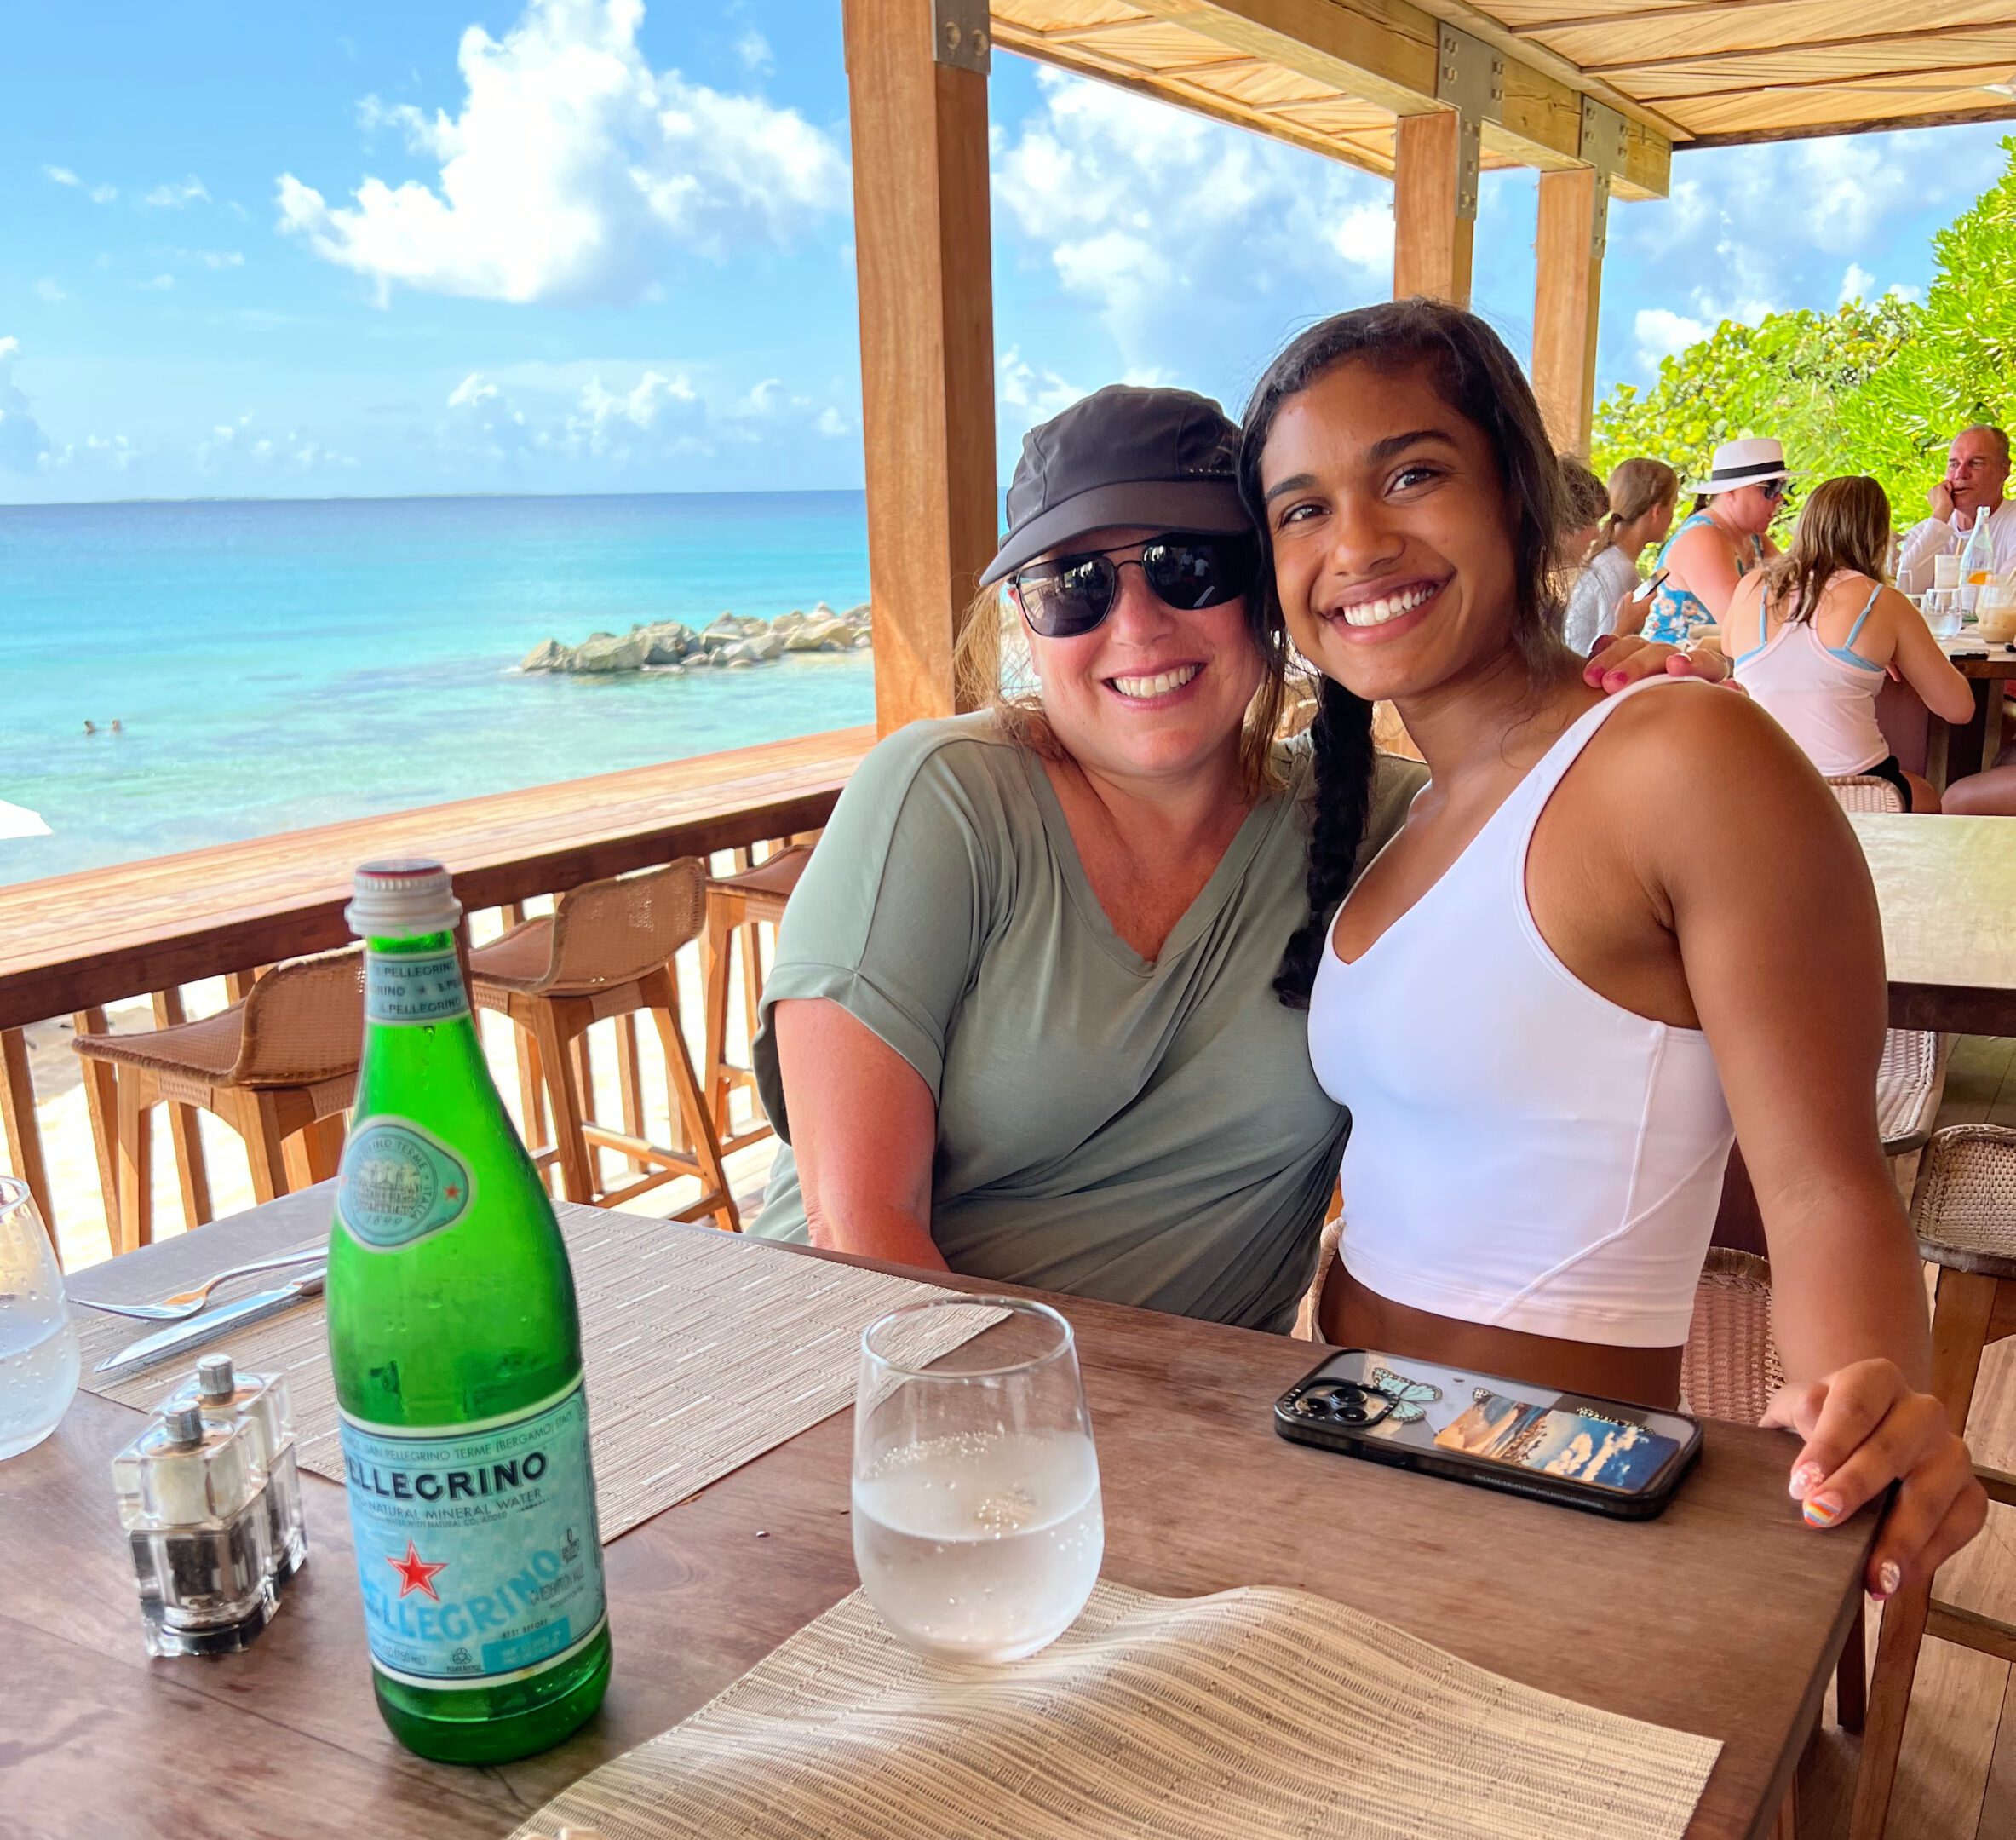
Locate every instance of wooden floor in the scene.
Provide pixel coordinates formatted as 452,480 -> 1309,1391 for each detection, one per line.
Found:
1799,1034 -> 2016,1840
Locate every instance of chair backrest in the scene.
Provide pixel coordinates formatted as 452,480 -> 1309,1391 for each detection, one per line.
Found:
233,948 -> 365,1085
1828,774 -> 1904,814
1680,1249 -> 1784,1426
548,858 -> 709,990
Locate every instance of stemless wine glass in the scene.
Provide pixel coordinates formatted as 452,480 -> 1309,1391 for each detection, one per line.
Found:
853,1297 -> 1102,1662
0,1175 -> 80,1461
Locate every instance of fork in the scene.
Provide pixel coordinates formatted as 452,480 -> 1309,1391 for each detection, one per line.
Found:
75,1245 -> 327,1322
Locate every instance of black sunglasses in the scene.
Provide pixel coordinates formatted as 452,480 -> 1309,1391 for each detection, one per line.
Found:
1009,532 -> 1257,639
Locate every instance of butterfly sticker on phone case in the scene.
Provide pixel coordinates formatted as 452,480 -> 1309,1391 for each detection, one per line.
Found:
1366,1366 -> 1444,1423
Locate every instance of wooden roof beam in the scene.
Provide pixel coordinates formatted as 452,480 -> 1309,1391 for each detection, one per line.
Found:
1680,100 -> 2016,149
1582,24 -> 2016,78
1122,0 -> 1671,194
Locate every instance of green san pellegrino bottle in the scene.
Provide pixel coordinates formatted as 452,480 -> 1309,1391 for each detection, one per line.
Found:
328,859 -> 610,1763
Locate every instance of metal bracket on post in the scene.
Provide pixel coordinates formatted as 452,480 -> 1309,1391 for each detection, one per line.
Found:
933,0 -> 990,75
1579,98 -> 1627,259
1433,26 -> 1504,223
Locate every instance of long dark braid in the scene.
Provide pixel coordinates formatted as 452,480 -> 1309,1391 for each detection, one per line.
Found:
1241,297 -> 1571,1008
1272,676 -> 1373,1007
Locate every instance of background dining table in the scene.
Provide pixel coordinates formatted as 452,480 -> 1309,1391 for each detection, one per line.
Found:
1849,811 -> 2016,1035
6,1187 -> 1875,1840
1876,633 -> 2016,791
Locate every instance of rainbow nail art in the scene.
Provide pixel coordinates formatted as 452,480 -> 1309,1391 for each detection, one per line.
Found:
1802,1494 -> 1843,1528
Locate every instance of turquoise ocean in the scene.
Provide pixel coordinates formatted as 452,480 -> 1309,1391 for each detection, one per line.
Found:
0,492 -> 875,887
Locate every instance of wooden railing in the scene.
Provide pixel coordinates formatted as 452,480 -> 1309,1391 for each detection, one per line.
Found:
0,727 -> 874,1268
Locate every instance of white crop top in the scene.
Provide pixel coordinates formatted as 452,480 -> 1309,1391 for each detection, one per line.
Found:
1308,679 -> 1734,1348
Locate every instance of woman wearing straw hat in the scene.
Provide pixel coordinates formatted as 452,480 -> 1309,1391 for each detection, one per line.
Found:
1638,437 -> 1789,647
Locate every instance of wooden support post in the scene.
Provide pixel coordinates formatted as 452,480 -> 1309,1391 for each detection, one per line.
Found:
1533,166 -> 1605,457
843,0 -> 998,733
0,1027 -> 56,1250
1393,112 -> 1473,308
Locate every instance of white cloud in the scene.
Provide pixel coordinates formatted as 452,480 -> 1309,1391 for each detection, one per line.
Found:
1839,262 -> 1875,305
276,0 -> 847,306
734,28 -> 772,73
997,345 -> 1087,434
44,164 -> 117,204
195,411 -> 353,474
191,250 -> 246,269
142,175 -> 210,210
139,273 -> 176,291
814,405 -> 849,437
1634,308 -> 1709,368
0,337 -> 55,472
32,279 -> 66,304
993,71 -> 1389,376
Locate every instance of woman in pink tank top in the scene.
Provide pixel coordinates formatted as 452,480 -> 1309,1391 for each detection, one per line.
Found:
1241,301 -> 1980,1603
1723,475 -> 1973,811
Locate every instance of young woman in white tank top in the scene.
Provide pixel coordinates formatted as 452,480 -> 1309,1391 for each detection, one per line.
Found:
1720,474 -> 1973,811
1241,302 -> 1982,1605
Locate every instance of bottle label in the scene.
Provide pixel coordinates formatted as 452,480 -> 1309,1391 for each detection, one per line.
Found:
366,947 -> 470,1026
336,1117 -> 474,1250
338,1382 -> 606,1690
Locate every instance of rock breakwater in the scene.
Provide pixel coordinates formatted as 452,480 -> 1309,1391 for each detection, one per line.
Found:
519,602 -> 873,676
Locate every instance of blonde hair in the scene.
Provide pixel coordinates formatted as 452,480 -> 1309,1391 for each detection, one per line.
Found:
1599,458 -> 1679,543
1759,475 -> 1891,626
952,582 -> 1289,798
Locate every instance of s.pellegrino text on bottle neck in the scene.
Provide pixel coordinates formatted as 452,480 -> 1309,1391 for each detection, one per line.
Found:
326,858 -> 610,1763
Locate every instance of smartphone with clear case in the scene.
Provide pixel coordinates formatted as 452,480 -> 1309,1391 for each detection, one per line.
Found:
1275,1348 -> 1703,1521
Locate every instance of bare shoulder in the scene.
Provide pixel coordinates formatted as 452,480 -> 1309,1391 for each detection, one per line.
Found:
1593,681 -> 1839,814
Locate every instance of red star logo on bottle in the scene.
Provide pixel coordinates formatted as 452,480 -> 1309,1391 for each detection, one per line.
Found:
388,1538 -> 448,1601
444,1183 -> 461,1199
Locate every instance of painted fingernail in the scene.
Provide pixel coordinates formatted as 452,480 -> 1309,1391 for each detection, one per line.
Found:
1802,1493 -> 1844,1527
1789,1463 -> 1825,1499
1605,672 -> 1628,688
1873,1561 -> 1902,1600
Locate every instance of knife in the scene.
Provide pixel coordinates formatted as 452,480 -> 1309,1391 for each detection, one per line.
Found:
95,1266 -> 328,1377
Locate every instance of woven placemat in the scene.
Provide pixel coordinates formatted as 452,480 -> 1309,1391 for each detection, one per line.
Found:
72,1212 -> 994,1540
510,1579 -> 1721,1840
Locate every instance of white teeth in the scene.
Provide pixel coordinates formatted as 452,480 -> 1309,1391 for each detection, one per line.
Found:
1111,664 -> 1202,699
1341,583 -> 1436,627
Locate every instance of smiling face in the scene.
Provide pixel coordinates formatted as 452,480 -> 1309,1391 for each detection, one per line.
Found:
1258,359 -> 1524,707
1016,526 -> 1266,790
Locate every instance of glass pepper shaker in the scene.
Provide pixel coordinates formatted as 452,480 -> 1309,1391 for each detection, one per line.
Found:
112,1402 -> 277,1657
167,1353 -> 307,1584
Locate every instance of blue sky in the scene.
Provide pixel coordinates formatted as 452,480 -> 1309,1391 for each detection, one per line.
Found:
1,0 -> 2005,504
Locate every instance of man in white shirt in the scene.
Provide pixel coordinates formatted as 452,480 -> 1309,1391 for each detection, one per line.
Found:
1896,423 -> 2015,594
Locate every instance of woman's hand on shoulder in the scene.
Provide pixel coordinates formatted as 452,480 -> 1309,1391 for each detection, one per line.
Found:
1584,632 -> 1730,690
1765,1361 -> 1988,1599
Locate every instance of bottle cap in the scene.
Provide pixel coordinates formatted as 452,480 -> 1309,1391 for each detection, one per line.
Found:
196,1354 -> 236,1400
346,859 -> 463,940
161,1405 -> 204,1446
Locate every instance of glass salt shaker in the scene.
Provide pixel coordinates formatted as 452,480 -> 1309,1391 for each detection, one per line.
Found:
166,1353 -> 307,1584
112,1402 -> 277,1657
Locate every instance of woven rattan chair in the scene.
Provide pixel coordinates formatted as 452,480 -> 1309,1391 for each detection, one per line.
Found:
1850,1124 -> 2016,1840
1827,773 -> 1906,814
468,859 -> 737,1230
702,843 -> 814,1153
72,951 -> 363,1256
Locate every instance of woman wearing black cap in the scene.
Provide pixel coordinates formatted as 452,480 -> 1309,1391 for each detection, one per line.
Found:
743,384 -> 1675,1333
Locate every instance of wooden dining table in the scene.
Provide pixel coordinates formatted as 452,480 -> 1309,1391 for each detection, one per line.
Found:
6,1187 -> 1875,1840
1876,633 -> 2016,791
1850,811 -> 2016,1035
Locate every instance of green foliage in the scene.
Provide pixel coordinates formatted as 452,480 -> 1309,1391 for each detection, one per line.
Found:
1838,137 -> 2016,492
1590,299 -> 1914,507
1589,135 -> 2016,523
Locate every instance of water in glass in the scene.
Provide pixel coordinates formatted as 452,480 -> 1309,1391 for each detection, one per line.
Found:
853,1297 -> 1101,1662
0,1176 -> 80,1460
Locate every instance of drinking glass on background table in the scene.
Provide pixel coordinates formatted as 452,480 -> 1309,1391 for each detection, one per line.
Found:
0,1176 -> 80,1460
853,1297 -> 1102,1662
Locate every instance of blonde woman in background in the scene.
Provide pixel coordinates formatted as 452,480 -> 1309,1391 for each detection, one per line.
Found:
1569,458 -> 1679,654
1724,475 -> 1972,811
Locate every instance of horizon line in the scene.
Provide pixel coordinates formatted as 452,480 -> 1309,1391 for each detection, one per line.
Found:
0,485 -> 876,512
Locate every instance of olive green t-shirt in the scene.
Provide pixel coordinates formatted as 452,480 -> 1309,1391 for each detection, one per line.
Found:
749,714 -> 1423,1333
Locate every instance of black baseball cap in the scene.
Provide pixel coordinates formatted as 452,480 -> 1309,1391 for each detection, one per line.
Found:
979,384 -> 1249,587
